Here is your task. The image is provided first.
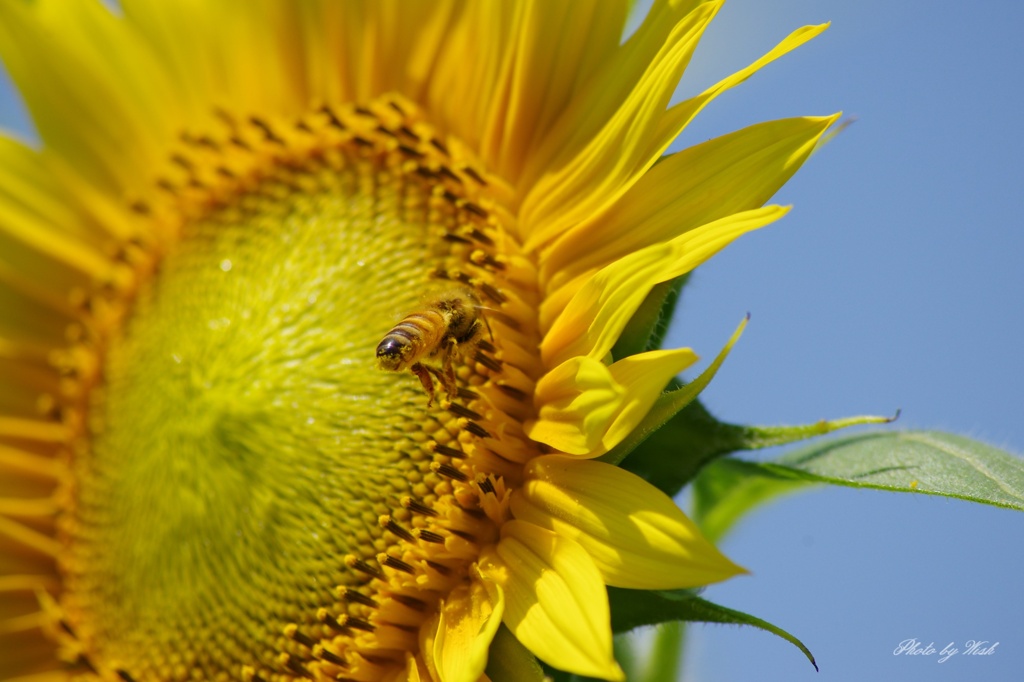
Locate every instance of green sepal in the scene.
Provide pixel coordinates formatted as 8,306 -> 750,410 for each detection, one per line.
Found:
617,391 -> 892,497
607,306 -> 894,489
538,629 -> 683,682
539,664 -> 575,682
485,624 -> 547,682
607,587 -> 817,672
615,398 -> 739,494
540,664 -> 601,682
611,274 -> 688,361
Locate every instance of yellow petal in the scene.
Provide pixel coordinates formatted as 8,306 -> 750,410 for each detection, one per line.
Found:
0,0 -> 176,192
600,349 -> 701,454
214,0 -> 458,110
647,23 -> 831,160
526,355 -> 622,456
0,139 -> 109,283
520,0 -> 707,198
521,0 -> 722,250
433,577 -> 505,682
211,0 -> 310,115
479,521 -> 624,681
120,0 -> 220,121
541,205 -> 788,362
426,3 -> 519,160
477,1 -> 631,182
511,456 -> 747,589
527,349 -> 697,457
543,114 -> 841,289
405,652 -> 424,682
419,609 -> 442,682
601,314 -> 749,465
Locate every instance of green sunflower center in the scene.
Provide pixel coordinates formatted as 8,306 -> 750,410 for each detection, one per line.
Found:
59,102 -> 539,680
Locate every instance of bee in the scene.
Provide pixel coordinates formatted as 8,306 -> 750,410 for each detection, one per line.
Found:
375,288 -> 486,405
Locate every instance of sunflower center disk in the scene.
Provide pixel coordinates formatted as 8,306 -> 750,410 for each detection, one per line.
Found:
65,99 -> 543,680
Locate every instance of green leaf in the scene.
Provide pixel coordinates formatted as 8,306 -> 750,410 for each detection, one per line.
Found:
692,457 -> 812,542
694,430 -> 1024,541
760,430 -> 1024,510
607,588 -> 817,671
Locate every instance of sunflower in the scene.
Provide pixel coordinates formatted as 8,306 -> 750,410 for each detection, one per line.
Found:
0,1 -> 837,680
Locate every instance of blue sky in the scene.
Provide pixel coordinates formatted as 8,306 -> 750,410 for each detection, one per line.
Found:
2,3 -> 1022,681
660,1 -> 1024,681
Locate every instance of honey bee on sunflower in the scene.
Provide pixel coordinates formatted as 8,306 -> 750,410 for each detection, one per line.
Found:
376,287 -> 491,406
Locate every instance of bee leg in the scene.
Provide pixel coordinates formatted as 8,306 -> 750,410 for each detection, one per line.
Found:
439,339 -> 459,400
410,363 -> 437,406
441,361 -> 458,400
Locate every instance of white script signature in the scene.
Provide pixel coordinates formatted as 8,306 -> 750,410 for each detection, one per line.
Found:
894,638 -> 999,663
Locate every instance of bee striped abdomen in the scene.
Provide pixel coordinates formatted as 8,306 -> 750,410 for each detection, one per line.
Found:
376,310 -> 447,372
